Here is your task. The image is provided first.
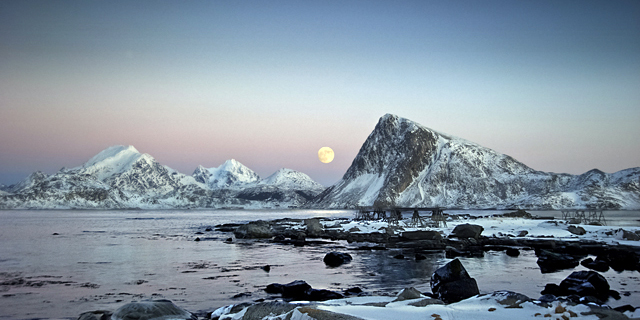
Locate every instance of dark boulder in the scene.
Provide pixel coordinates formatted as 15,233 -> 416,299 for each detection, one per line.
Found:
567,225 -> 586,235
436,278 -> 480,304
536,249 -> 580,273
401,230 -> 442,241
323,252 -> 353,267
264,280 -> 344,301
431,258 -> 479,303
505,248 -> 520,257
559,271 -> 610,301
265,280 -> 312,300
599,249 -> 639,272
541,283 -> 563,296
450,224 -> 483,239
580,257 -> 609,272
306,289 -> 344,301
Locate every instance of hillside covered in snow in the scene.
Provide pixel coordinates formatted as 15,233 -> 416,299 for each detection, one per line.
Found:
312,114 -> 640,209
0,145 -> 325,209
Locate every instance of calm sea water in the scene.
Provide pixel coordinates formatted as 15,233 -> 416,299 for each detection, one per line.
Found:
0,209 -> 639,319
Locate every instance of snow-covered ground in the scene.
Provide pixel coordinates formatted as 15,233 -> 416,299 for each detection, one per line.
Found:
330,215 -> 640,247
212,291 -> 640,320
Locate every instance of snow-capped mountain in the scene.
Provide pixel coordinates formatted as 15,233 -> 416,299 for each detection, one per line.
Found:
261,168 -> 325,192
0,146 -> 326,209
193,159 -> 260,189
313,114 -> 640,209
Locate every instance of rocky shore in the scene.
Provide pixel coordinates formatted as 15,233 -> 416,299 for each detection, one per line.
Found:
77,211 -> 640,319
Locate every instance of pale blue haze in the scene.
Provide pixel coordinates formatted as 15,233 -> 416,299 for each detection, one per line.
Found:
1,0 -> 639,186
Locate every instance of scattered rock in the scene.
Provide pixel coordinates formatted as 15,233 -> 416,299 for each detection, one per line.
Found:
505,248 -> 520,257
232,292 -> 252,299
430,258 -> 480,303
415,253 -> 427,261
491,291 -> 532,308
78,310 -> 112,320
567,225 -> 586,236
614,305 -> 636,313
344,287 -> 363,295
401,230 -> 442,241
580,257 -> 609,272
239,301 -> 297,320
450,224 -> 483,239
560,271 -> 610,301
538,294 -> 557,303
536,249 -> 580,273
615,229 -> 640,241
265,280 -> 312,300
233,220 -> 273,239
393,254 -> 405,259
194,237 -> 200,242
306,289 -> 345,301
516,230 -> 528,237
394,287 -> 424,301
407,298 -> 445,307
598,249 -> 640,272
501,210 -> 533,218
264,280 -> 344,302
323,252 -> 353,267
304,219 -> 324,237
261,265 -> 271,272
111,299 -> 196,320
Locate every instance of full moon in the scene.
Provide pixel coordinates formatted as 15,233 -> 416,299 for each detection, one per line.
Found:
318,147 -> 334,163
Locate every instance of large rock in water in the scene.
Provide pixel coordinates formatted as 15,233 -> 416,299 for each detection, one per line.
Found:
450,224 -> 483,239
111,300 -> 196,320
323,252 -> 353,267
430,259 -> 479,303
233,220 -> 273,239
264,280 -> 344,301
559,271 -> 611,301
536,249 -> 581,273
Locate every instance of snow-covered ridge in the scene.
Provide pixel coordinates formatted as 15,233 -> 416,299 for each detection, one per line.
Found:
0,145 -> 326,209
314,114 -> 640,209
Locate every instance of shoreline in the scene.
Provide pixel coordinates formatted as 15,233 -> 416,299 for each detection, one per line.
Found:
3,210 -> 640,319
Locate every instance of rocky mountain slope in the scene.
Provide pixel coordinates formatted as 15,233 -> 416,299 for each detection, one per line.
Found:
313,114 -> 640,209
0,146 -> 325,209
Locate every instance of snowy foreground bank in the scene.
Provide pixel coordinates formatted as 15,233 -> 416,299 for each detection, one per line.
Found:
210,292 -> 640,320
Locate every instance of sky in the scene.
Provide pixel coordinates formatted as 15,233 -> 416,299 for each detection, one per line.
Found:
1,0 -> 639,187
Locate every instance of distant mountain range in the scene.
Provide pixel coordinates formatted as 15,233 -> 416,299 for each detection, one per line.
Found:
312,114 -> 640,210
2,114 -> 639,210
0,145 -> 324,209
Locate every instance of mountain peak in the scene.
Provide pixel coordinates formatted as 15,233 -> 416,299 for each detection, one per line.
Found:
82,145 -> 141,168
194,159 -> 260,189
261,168 -> 324,191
